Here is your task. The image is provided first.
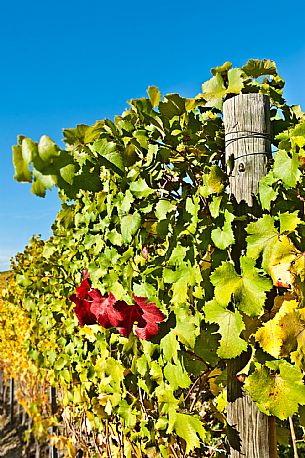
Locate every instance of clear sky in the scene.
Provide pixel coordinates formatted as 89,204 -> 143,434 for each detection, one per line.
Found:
1,0 -> 305,271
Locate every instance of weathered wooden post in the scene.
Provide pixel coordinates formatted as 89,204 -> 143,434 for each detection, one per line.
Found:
49,386 -> 58,458
0,371 -> 3,404
10,378 -> 14,424
223,93 -> 277,457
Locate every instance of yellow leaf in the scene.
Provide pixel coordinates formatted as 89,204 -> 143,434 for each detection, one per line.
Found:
263,235 -> 297,288
185,98 -> 197,111
208,368 -> 222,396
291,136 -> 305,149
147,86 -> 161,108
256,295 -> 298,357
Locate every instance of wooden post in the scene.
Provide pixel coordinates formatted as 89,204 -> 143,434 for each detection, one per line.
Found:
10,378 -> 14,424
0,371 -> 3,404
223,93 -> 277,457
49,386 -> 58,458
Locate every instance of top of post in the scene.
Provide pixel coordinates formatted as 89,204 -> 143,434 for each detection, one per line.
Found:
223,93 -> 271,206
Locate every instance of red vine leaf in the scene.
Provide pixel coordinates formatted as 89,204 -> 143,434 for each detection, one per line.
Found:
70,275 -> 164,340
134,295 -> 164,340
115,296 -> 164,340
70,296 -> 96,327
69,278 -> 96,327
75,278 -> 91,299
115,300 -> 145,337
89,290 -> 123,328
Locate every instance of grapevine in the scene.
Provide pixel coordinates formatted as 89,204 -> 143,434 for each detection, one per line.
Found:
2,59 -> 305,456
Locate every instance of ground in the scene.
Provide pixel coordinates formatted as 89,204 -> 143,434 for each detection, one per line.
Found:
0,412 -> 25,458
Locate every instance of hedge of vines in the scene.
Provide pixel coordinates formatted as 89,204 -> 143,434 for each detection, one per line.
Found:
2,59 -> 305,456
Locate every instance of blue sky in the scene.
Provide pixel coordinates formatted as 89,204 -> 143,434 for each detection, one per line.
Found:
1,0 -> 305,270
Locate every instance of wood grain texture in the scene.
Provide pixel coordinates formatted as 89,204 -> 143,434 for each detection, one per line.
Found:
224,93 -> 271,206
223,93 -> 277,458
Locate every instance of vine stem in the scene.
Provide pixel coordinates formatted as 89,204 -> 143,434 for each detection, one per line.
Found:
105,419 -> 111,458
138,387 -> 148,421
170,444 -> 180,458
289,416 -> 299,458
184,376 -> 201,403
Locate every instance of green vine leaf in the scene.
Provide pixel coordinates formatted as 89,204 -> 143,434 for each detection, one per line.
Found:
159,93 -> 187,118
120,213 -> 141,243
32,169 -> 55,198
155,199 -> 176,220
210,258 -> 272,316
164,361 -> 191,391
60,163 -> 75,185
202,67 -> 244,108
12,145 -> 32,183
130,179 -> 154,198
227,68 -> 244,94
258,171 -> 278,211
204,299 -> 247,358
211,210 -> 235,250
211,62 -> 232,75
160,331 -> 180,362
200,165 -> 226,197
210,262 -> 239,306
38,135 -> 60,164
279,211 -> 303,234
163,264 -> 202,306
173,413 -> 207,454
242,59 -> 277,78
92,138 -> 125,175
273,150 -> 301,188
246,215 -> 278,260
245,360 -> 305,420
21,137 -> 37,166
173,306 -> 199,349
201,74 -> 226,105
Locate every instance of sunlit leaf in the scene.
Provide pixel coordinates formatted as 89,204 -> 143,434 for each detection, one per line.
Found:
147,86 -> 161,108
174,413 -> 207,454
12,145 -> 32,182
242,59 -> 277,78
273,150 -> 301,188
205,299 -> 247,358
121,212 -> 141,243
245,360 -> 305,419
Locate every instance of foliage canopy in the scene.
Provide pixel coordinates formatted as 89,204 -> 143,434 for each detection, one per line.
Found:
3,58 -> 305,456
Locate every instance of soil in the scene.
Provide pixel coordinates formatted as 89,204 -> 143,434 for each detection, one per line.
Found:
0,407 -> 49,458
0,412 -> 25,458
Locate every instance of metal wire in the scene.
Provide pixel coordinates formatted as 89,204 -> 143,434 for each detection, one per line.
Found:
232,151 -> 271,160
225,130 -> 271,148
